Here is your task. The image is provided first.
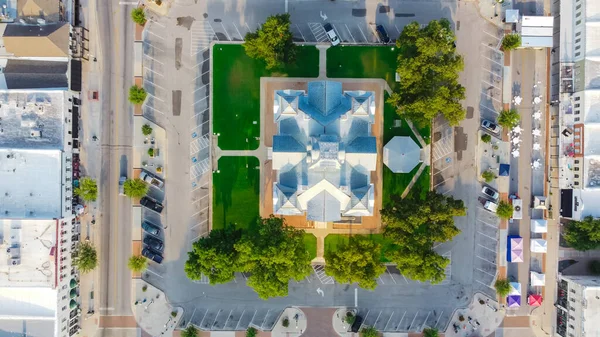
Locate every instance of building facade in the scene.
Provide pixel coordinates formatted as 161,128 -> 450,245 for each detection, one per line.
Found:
556,275 -> 600,337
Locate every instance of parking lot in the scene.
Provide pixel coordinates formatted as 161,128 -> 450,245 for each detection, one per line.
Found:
479,26 -> 505,122
472,204 -> 500,298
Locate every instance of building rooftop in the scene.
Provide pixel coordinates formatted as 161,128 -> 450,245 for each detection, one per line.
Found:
0,90 -> 65,150
0,149 -> 63,219
0,219 -> 57,287
0,59 -> 68,89
17,0 -> 60,22
0,22 -> 69,58
0,318 -> 55,337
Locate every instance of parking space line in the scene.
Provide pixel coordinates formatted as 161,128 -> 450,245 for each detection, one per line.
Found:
401,274 -> 408,284
408,311 -> 418,331
191,182 -> 208,193
434,310 -> 443,328
482,78 -> 501,90
433,164 -> 453,175
146,28 -> 165,40
475,279 -> 495,289
191,219 -> 207,229
211,309 -> 222,329
373,311 -> 382,327
192,194 -> 209,203
143,53 -> 165,65
357,25 -> 368,41
383,312 -> 394,331
481,54 -> 503,67
143,40 -> 165,52
145,268 -> 163,278
144,66 -> 164,77
483,29 -> 501,41
332,24 -> 344,42
369,24 -> 380,43
142,103 -> 164,115
193,84 -> 208,93
378,275 -> 384,285
477,243 -> 496,253
480,42 -> 501,52
194,96 -> 209,105
478,219 -> 498,228
232,23 -> 244,40
146,92 -> 165,103
199,311 -> 209,328
394,24 -> 401,34
219,22 -> 232,41
477,231 -> 497,241
145,78 -> 166,90
423,312 -> 431,330
345,24 -> 356,43
295,24 -> 307,42
476,267 -> 496,277
191,109 -> 209,120
260,310 -> 270,330
476,255 -> 496,265
223,310 -> 233,329
481,89 -> 502,103
386,268 -> 397,284
480,104 -> 499,114
193,70 -> 211,83
397,312 -> 406,331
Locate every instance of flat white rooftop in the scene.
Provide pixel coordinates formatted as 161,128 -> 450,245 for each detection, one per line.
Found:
0,149 -> 62,219
0,90 -> 66,150
0,219 -> 57,288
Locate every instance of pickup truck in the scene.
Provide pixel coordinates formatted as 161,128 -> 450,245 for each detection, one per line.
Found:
140,170 -> 164,189
140,196 -> 164,213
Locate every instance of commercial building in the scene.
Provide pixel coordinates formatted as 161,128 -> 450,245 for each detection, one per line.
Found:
558,0 -> 600,220
556,275 -> 600,337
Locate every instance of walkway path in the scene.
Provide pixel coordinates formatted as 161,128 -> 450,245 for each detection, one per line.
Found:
400,163 -> 427,199
317,45 -> 329,78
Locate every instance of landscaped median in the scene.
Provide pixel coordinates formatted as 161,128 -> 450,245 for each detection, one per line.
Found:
212,44 -> 319,151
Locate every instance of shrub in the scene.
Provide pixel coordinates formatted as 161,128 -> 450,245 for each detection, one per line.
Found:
181,326 -> 198,337
344,311 -> 356,325
494,278 -> 511,297
282,317 -> 289,327
131,8 -> 146,25
496,201 -> 514,219
482,170 -> 496,183
423,328 -> 439,337
171,311 -> 177,318
502,34 -> 522,50
590,261 -> 600,275
142,284 -> 148,292
246,327 -> 257,337
481,134 -> 492,143
142,124 -> 152,136
148,148 -> 154,157
127,255 -> 148,272
361,326 -> 378,337
128,85 -> 147,104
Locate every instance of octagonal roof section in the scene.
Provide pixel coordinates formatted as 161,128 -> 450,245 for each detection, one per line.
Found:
383,136 -> 422,173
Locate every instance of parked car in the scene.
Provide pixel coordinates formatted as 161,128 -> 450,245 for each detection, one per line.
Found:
481,119 -> 501,134
118,176 -> 126,196
323,23 -> 340,46
376,25 -> 390,44
140,196 -> 164,213
482,186 -> 500,201
141,220 -> 160,235
143,236 -> 164,251
483,200 -> 498,213
140,170 -> 165,189
142,247 -> 163,264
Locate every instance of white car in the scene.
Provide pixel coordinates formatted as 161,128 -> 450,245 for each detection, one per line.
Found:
324,23 -> 340,46
482,186 -> 499,201
481,119 -> 501,134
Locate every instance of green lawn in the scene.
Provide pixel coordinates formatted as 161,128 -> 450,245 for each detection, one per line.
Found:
303,233 -> 317,261
212,44 -> 319,151
324,234 -> 397,263
212,156 -> 260,230
326,46 -> 400,90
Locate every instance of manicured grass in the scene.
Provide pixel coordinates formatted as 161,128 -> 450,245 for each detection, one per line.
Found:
324,234 -> 397,263
212,44 -> 319,151
326,46 -> 399,90
303,233 -> 317,261
212,156 -> 260,230
383,93 -> 420,145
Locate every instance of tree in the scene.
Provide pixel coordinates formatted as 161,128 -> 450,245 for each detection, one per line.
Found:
564,216 -> 600,251
502,34 -> 521,50
74,241 -> 98,273
494,278 -> 510,297
361,326 -> 379,337
498,109 -> 520,128
129,85 -> 147,104
423,328 -> 439,337
246,327 -> 257,337
124,178 -> 149,198
243,13 -> 297,70
235,216 -> 312,299
142,124 -> 153,136
75,177 -> 98,202
131,8 -> 146,25
185,226 -> 243,284
481,134 -> 492,143
324,236 -> 386,290
381,192 -> 465,283
482,170 -> 496,183
388,19 -> 465,127
181,326 -> 198,337
589,260 -> 600,275
128,255 -> 148,272
496,201 -> 514,219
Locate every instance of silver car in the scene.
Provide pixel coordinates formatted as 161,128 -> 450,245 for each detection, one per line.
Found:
481,119 -> 501,134
324,23 -> 340,46
482,186 -> 500,201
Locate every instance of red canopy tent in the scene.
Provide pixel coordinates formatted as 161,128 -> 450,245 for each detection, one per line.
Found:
528,294 -> 543,307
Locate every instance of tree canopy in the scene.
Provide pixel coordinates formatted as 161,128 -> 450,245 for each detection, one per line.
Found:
235,216 -> 312,299
494,278 -> 510,297
496,201 -> 514,219
74,241 -> 98,273
381,191 -> 465,284
564,216 -> 600,251
128,255 -> 148,272
423,328 -> 439,337
185,226 -> 242,284
75,177 -> 98,202
324,236 -> 386,290
502,34 -> 522,50
246,327 -> 257,337
129,85 -> 147,104
482,170 -> 496,183
361,326 -> 379,337
124,178 -> 149,198
498,109 -> 520,128
243,13 -> 297,70
388,19 -> 465,127
131,8 -> 146,25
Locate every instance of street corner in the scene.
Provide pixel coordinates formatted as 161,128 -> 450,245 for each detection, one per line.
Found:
132,279 -> 183,336
271,307 -> 308,337
332,308 -> 356,336
445,293 -> 504,337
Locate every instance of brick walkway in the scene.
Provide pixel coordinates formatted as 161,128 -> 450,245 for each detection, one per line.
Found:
299,308 -> 338,337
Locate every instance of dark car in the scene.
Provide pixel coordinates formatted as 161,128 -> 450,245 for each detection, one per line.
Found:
142,247 -> 163,264
376,25 -> 390,44
141,220 -> 160,235
350,315 -> 364,333
140,196 -> 164,213
144,236 -> 164,251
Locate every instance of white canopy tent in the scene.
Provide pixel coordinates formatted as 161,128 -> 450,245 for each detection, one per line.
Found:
509,282 -> 521,295
531,272 -> 546,286
531,219 -> 548,233
530,239 -> 547,253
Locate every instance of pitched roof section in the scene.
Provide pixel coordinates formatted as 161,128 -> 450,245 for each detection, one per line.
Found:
3,59 -> 68,89
18,0 -> 60,22
273,184 -> 302,215
2,23 -> 69,58
383,136 -> 422,173
299,81 -> 352,126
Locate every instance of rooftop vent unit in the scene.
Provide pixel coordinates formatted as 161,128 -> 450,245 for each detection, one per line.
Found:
30,129 -> 41,138
10,258 -> 20,266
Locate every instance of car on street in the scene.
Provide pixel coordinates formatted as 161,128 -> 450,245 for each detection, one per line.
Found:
141,220 -> 160,235
323,23 -> 340,46
481,119 -> 501,134
376,25 -> 390,44
142,247 -> 163,264
140,196 -> 164,213
482,186 -> 499,201
483,200 -> 498,213
143,236 -> 164,251
140,170 -> 165,190
118,176 -> 126,196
